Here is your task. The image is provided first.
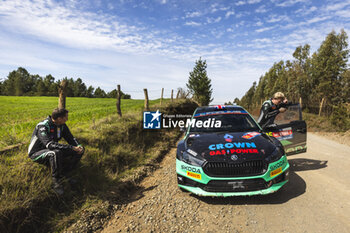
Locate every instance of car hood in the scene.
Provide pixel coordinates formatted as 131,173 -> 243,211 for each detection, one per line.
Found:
185,131 -> 277,163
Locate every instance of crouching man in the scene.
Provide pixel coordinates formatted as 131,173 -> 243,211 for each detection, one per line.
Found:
257,92 -> 290,129
28,108 -> 84,195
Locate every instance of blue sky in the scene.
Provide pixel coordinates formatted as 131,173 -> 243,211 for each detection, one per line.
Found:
0,0 -> 350,103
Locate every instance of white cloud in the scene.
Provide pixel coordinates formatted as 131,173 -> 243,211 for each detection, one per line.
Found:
255,5 -> 268,13
219,6 -> 230,11
266,15 -> 290,23
253,38 -> 272,43
248,0 -> 262,4
225,11 -> 235,19
185,11 -> 202,18
255,20 -> 263,26
0,0 -> 147,51
325,1 -> 350,11
256,26 -> 275,33
235,1 -> 245,6
235,0 -> 262,6
295,6 -> 317,15
207,17 -> 222,24
272,0 -> 308,7
306,16 -> 330,24
184,21 -> 202,26
235,12 -> 244,18
210,3 -> 219,13
336,9 -> 350,18
235,20 -> 245,28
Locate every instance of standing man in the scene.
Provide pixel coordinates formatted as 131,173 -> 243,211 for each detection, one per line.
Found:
257,92 -> 289,129
28,108 -> 84,195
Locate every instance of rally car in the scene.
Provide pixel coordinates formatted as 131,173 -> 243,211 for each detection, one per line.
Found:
176,104 -> 306,196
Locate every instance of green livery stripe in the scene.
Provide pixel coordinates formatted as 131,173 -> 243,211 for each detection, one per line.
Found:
178,180 -> 288,197
280,140 -> 292,146
32,151 -> 50,161
37,119 -> 50,130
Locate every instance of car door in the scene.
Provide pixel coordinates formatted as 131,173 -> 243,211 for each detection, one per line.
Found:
263,103 -> 307,155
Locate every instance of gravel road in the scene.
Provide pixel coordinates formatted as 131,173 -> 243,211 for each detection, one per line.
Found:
101,133 -> 350,233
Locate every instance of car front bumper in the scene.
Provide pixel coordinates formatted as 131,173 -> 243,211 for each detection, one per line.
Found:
176,155 -> 289,197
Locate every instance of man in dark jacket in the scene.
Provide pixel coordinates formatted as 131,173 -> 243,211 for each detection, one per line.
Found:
257,92 -> 290,129
28,108 -> 84,195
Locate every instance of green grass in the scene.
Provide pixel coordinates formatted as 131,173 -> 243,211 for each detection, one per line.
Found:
0,96 -> 167,147
0,97 -> 197,233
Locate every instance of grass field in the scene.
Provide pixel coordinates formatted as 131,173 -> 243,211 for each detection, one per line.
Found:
0,96 -> 163,147
0,96 -> 196,233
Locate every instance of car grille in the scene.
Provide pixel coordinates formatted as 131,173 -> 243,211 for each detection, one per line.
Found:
200,178 -> 268,192
203,160 -> 267,177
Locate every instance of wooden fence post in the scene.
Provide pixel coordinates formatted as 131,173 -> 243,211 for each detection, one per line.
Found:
176,90 -> 180,100
319,97 -> 325,116
171,89 -> 174,102
299,97 -> 302,109
58,80 -> 67,109
160,88 -> 164,106
144,88 -> 149,111
116,84 -> 122,117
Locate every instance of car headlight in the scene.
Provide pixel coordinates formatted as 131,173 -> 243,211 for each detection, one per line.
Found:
179,149 -> 205,167
266,147 -> 284,163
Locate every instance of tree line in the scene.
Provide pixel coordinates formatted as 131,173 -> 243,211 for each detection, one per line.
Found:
0,67 -> 131,99
236,30 -> 350,128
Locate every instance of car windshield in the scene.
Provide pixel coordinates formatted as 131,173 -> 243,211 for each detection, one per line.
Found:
189,110 -> 260,133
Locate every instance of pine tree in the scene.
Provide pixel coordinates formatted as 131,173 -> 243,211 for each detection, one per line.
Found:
94,87 -> 106,98
186,58 -> 213,106
311,30 -> 349,105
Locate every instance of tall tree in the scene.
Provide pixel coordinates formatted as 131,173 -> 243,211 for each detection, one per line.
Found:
2,67 -> 32,95
85,85 -> 95,98
186,58 -> 213,106
94,87 -> 106,98
311,30 -> 349,105
240,82 -> 256,110
73,78 -> 87,97
340,69 -> 350,103
36,76 -> 46,96
0,79 -> 3,95
44,74 -> 57,96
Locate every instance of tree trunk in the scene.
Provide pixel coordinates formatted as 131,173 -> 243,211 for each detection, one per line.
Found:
319,97 -> 325,116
